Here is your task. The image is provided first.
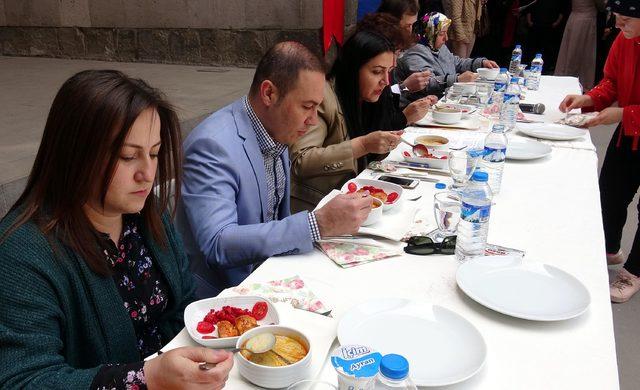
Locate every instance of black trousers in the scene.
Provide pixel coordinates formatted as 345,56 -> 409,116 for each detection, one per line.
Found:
599,126 -> 640,276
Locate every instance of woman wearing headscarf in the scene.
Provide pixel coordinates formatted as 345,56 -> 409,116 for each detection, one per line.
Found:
560,0 -> 640,303
394,11 -> 498,106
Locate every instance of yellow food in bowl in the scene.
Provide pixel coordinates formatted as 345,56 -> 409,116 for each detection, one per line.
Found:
240,335 -> 308,367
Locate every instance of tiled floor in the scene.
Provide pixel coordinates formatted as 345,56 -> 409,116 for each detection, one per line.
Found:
0,56 -> 637,389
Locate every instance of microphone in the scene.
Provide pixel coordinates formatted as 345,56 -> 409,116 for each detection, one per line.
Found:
519,103 -> 545,114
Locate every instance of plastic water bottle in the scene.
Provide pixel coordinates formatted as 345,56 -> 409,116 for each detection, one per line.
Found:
481,124 -> 508,194
491,68 -> 509,105
455,171 -> 493,262
374,354 -> 417,390
526,53 -> 544,90
499,78 -> 521,131
508,44 -> 522,75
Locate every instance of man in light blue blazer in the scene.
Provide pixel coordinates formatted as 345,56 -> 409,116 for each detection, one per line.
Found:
178,42 -> 373,298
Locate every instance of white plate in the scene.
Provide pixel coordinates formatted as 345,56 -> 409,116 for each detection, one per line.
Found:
517,123 -> 587,141
184,295 -> 280,348
337,298 -> 486,387
415,112 -> 480,130
506,139 -> 552,160
402,149 -> 449,169
456,256 -> 591,321
340,178 -> 403,211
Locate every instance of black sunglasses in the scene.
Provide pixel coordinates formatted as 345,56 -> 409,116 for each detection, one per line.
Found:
404,235 -> 456,255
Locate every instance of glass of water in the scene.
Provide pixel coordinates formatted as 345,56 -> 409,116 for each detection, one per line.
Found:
476,83 -> 493,106
433,191 -> 461,241
448,149 -> 479,188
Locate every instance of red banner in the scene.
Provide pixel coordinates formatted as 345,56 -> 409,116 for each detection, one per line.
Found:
323,0 -> 345,53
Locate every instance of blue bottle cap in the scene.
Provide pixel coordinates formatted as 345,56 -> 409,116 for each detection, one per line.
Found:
471,171 -> 489,182
380,354 -> 410,380
435,182 -> 446,189
515,44 -> 521,49
510,77 -> 519,83
535,53 -> 542,58
499,68 -> 508,73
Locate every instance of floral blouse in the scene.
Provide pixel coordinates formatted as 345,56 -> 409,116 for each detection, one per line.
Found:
91,214 -> 170,390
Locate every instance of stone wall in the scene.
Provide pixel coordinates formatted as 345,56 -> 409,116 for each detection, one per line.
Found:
0,0 -> 358,66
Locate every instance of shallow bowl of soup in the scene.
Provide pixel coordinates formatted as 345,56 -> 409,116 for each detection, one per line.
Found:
415,135 -> 449,150
432,108 -> 463,124
236,325 -> 312,389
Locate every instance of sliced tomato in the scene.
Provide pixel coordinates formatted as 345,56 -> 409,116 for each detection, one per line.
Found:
252,301 -> 268,320
386,192 -> 399,204
347,182 -> 357,193
196,321 -> 215,334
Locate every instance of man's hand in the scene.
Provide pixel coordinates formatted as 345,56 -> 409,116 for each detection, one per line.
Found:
402,70 -> 432,92
559,94 -> 594,112
315,193 -> 373,237
585,107 -> 624,127
457,71 -> 478,83
482,59 -> 499,69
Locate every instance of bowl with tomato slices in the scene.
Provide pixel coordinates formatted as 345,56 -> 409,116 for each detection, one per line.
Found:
184,295 -> 279,348
340,178 -> 403,212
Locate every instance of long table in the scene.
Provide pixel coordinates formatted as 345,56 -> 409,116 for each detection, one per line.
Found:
163,76 -> 619,389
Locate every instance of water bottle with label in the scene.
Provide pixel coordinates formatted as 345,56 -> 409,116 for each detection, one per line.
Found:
481,124 -> 508,194
499,78 -> 521,131
374,354 -> 417,390
491,68 -> 509,106
508,44 -> 522,75
455,171 -> 493,262
526,53 -> 544,90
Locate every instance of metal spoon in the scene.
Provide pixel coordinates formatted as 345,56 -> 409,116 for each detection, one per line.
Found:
400,137 -> 430,157
199,332 -> 293,370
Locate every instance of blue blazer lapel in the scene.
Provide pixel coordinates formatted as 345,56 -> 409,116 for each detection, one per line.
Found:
232,99 -> 268,222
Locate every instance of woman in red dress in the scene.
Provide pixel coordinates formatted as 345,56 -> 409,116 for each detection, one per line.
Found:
560,0 -> 640,303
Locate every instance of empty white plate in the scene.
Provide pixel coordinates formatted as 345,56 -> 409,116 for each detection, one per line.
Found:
507,139 -> 552,160
456,256 -> 590,321
517,123 -> 587,141
337,298 -> 486,387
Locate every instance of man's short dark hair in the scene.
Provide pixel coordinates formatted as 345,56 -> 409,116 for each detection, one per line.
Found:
377,0 -> 419,19
249,41 -> 325,98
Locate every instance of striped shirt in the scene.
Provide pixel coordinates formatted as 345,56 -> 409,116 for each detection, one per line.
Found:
243,96 -> 321,241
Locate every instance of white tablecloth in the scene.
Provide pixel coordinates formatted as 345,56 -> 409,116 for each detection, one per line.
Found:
165,76 -> 619,389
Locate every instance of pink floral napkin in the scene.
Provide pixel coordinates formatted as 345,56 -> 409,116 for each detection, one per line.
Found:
317,241 -> 403,268
231,275 -> 331,314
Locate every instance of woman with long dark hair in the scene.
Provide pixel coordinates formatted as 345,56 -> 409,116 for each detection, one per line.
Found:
0,70 -> 233,388
290,14 -> 435,212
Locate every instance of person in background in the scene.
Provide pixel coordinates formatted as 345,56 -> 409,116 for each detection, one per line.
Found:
179,42 -> 373,298
442,0 -> 484,57
596,10 -> 619,83
559,0 -> 640,303
377,0 -> 433,98
290,16 -> 436,212
555,0 -> 606,89
0,70 -> 233,388
378,0 -> 421,33
395,12 -> 498,104
525,0 -> 567,73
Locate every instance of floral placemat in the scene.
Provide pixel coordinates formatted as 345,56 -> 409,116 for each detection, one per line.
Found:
230,275 -> 331,314
316,241 -> 403,268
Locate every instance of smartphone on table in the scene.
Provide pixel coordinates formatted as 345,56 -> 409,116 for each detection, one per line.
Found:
377,175 -> 419,189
